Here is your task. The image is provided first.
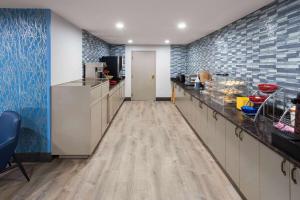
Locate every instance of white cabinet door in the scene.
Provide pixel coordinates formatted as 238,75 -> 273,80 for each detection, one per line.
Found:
225,122 -> 240,186
101,94 -> 109,135
206,108 -> 216,153
214,113 -> 226,167
239,131 -> 260,200
198,103 -> 207,140
90,100 -> 101,153
291,165 -> 300,200
260,144 -> 290,200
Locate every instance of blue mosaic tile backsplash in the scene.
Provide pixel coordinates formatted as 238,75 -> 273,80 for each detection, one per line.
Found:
82,30 -> 110,63
110,44 -> 125,57
171,0 -> 300,100
0,9 -> 51,153
170,45 -> 187,77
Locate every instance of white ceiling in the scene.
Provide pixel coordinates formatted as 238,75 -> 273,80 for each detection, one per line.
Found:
0,0 -> 274,45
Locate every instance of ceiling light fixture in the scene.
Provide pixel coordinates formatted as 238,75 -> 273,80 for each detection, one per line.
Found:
115,22 -> 124,29
177,22 -> 187,29
128,39 -> 133,44
165,40 -> 170,44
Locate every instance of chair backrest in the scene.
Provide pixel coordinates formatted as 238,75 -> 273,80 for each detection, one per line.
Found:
0,111 -> 21,170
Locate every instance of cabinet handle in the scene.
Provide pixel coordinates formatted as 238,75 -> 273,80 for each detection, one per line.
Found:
281,160 -> 287,176
199,102 -> 203,109
214,112 -> 218,121
239,130 -> 243,141
235,127 -> 239,138
292,167 -> 298,184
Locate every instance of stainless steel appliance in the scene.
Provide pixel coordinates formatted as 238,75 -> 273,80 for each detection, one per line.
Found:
83,62 -> 106,79
99,56 -> 123,80
185,74 -> 198,86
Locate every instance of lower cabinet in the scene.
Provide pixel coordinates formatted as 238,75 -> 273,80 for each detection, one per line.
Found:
214,113 -> 226,168
101,94 -> 109,136
174,83 -> 300,200
225,122 -> 240,186
239,131 -> 260,200
206,108 -> 216,153
291,165 -> 300,200
90,99 -> 102,153
260,144 -> 290,200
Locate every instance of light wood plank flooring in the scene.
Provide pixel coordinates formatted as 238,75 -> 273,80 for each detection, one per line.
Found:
0,101 -> 241,200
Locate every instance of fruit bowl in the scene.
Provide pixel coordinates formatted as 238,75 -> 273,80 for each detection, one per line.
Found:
248,95 -> 268,104
258,84 -> 278,94
241,106 -> 258,116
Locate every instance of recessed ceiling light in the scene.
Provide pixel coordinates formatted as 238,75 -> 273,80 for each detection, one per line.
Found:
128,39 -> 133,44
115,22 -> 124,29
177,22 -> 187,29
165,40 -> 170,44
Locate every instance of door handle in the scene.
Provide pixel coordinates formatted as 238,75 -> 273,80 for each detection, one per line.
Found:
151,74 -> 155,79
291,166 -> 298,184
235,127 -> 239,138
281,160 -> 287,176
238,130 -> 243,141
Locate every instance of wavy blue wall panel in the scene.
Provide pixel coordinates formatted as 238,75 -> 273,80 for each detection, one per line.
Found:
0,9 -> 51,153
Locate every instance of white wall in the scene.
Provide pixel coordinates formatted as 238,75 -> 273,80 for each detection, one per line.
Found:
51,12 -> 82,85
125,45 -> 171,98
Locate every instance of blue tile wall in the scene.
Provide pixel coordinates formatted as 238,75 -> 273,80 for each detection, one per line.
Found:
0,9 -> 51,153
170,45 -> 187,77
110,44 -> 125,56
171,0 -> 300,100
82,30 -> 110,63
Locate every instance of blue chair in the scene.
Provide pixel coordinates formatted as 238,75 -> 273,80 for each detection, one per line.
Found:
0,111 -> 30,181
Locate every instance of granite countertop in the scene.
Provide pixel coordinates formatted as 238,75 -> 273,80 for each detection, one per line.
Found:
59,78 -> 109,87
171,79 -> 300,167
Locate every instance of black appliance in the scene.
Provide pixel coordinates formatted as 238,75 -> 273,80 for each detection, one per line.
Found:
100,56 -> 123,80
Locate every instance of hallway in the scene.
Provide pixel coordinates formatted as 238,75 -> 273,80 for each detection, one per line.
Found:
0,101 -> 241,200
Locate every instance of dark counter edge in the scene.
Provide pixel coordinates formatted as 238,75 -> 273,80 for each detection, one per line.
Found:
171,79 -> 300,167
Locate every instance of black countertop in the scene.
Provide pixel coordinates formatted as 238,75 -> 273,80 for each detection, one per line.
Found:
172,79 -> 300,167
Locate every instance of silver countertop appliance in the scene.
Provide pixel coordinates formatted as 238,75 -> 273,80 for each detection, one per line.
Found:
185,74 -> 198,86
84,62 -> 106,79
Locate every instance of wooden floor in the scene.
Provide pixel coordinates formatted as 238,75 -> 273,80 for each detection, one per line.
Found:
0,101 -> 241,200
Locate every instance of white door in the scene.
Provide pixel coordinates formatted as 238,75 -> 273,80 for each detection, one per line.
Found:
131,51 -> 156,101
260,144 -> 290,200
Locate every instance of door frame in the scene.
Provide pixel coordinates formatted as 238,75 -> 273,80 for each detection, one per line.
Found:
131,50 -> 156,101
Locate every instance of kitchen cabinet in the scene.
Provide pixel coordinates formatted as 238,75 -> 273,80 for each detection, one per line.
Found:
90,99 -> 102,152
109,81 -> 125,121
291,165 -> 300,200
225,122 -> 240,186
260,144 -> 290,200
239,131 -> 260,200
198,102 -> 207,140
52,80 -> 109,156
206,108 -> 216,153
101,94 -> 109,135
214,112 -> 226,167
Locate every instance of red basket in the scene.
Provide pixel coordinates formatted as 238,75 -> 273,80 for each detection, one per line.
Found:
248,96 -> 268,104
258,84 -> 278,93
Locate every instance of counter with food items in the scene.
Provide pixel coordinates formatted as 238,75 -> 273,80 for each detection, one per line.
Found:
171,78 -> 300,166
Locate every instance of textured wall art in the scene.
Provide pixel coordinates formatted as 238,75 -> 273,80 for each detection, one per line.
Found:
0,9 -> 51,153
82,30 -> 110,63
171,0 -> 300,100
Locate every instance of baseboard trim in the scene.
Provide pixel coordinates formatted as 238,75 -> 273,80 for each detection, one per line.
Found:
15,153 -> 53,162
124,97 -> 131,101
156,97 -> 171,101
